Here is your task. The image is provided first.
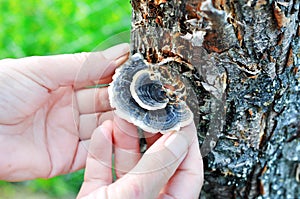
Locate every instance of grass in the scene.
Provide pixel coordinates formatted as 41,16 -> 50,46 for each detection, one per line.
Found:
0,0 -> 131,198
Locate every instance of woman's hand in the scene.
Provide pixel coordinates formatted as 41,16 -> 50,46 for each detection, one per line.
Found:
77,121 -> 203,199
0,43 -> 129,181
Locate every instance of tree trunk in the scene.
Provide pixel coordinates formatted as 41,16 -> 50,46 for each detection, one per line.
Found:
130,0 -> 300,198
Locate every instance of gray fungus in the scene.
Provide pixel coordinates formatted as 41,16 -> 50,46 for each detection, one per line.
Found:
108,53 -> 193,133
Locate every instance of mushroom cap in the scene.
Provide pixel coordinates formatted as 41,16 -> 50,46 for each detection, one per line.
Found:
108,53 -> 193,133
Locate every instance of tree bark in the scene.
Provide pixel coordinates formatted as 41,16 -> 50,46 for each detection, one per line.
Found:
130,0 -> 300,198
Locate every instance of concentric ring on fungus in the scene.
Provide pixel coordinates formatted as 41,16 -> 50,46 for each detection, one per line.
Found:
108,53 -> 193,134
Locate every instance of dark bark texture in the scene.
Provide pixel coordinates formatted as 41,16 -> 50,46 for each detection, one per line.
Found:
130,0 -> 300,198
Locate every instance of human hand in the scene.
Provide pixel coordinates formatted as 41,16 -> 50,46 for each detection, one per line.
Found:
0,43 -> 130,181
77,119 -> 203,199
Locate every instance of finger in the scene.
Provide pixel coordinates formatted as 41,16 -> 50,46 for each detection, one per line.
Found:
83,77 -> 112,89
98,111 -> 114,124
86,75 -> 113,87
106,127 -> 194,199
95,76 -> 113,85
113,116 -> 141,178
10,43 -> 129,90
159,124 -> 203,199
0,58 -> 14,64
78,112 -> 114,140
75,87 -> 111,114
78,113 -> 101,140
144,131 -> 161,148
77,121 -> 114,198
69,139 -> 90,172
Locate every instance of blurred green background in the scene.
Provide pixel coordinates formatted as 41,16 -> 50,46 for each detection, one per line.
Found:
0,0 -> 131,59
0,0 -> 131,198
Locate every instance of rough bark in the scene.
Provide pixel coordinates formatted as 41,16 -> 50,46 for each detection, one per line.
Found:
130,0 -> 300,198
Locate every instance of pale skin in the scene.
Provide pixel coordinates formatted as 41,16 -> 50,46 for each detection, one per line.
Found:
0,43 -> 203,198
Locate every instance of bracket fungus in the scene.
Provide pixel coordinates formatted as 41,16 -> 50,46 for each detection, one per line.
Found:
108,53 -> 193,133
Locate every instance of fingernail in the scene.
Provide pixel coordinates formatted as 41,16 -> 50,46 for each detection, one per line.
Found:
102,43 -> 130,60
115,54 -> 129,66
164,132 -> 188,159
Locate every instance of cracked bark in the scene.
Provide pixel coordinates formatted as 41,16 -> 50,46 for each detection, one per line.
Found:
130,0 -> 300,198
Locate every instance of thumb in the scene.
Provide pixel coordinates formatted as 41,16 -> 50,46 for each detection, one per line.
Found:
7,43 -> 130,90
107,130 -> 192,199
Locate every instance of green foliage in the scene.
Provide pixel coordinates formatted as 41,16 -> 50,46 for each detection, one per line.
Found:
0,0 -> 131,59
25,170 -> 84,198
0,0 -> 131,198
0,181 -> 16,197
